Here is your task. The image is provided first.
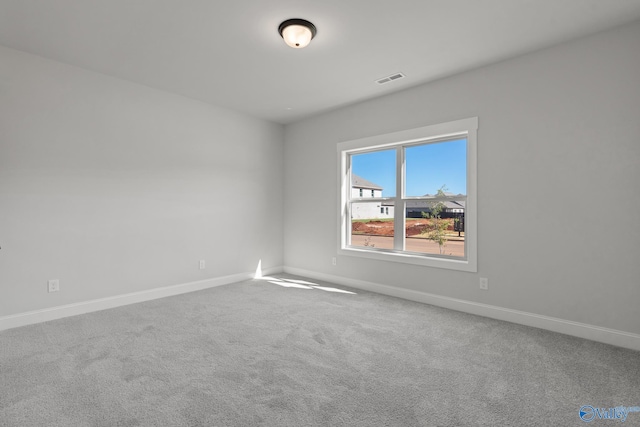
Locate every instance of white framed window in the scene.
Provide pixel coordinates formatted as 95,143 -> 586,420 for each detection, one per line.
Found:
337,117 -> 477,272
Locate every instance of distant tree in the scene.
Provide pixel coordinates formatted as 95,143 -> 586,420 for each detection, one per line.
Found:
421,186 -> 449,254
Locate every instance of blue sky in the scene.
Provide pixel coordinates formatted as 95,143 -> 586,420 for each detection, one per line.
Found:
352,138 -> 466,197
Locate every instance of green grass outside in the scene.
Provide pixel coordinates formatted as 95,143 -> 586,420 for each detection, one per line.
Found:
351,218 -> 395,223
352,218 -> 434,223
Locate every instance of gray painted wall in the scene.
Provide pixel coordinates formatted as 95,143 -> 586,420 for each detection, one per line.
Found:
284,21 -> 640,335
0,46 -> 284,316
1,20 -> 638,338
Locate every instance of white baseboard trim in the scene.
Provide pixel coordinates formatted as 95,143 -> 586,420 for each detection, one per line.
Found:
283,266 -> 640,352
0,265 -> 284,332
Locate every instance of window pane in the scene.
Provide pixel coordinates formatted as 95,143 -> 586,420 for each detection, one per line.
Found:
351,149 -> 396,198
405,139 -> 466,197
350,201 -> 395,250
404,201 -> 465,258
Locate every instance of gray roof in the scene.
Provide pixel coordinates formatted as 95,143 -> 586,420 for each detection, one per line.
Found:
406,199 -> 465,211
444,200 -> 465,210
351,174 -> 383,190
421,191 -> 465,198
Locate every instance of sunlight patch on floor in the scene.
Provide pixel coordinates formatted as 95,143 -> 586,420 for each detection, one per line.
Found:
256,276 -> 356,295
254,260 -> 263,279
268,280 -> 313,289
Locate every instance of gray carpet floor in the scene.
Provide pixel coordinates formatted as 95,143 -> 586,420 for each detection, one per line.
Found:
1,274 -> 639,426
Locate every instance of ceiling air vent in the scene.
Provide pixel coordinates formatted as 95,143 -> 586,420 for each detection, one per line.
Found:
376,72 -> 405,85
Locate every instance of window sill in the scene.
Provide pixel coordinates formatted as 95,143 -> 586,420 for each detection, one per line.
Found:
338,246 -> 477,272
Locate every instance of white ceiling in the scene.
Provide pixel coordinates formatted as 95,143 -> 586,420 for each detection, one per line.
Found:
2,1 -> 640,124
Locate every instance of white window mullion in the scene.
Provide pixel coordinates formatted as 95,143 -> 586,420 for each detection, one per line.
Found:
393,146 -> 404,251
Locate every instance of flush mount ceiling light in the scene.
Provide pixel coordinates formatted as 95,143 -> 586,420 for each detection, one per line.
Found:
278,18 -> 317,49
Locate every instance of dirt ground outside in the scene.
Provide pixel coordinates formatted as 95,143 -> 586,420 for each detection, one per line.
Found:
351,218 -> 465,258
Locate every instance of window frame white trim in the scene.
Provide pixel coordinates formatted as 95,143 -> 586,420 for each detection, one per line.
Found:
337,117 -> 478,272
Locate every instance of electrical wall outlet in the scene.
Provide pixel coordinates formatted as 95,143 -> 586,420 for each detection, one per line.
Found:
332,257 -> 337,266
48,279 -> 60,293
479,277 -> 489,290
199,260 -> 206,270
